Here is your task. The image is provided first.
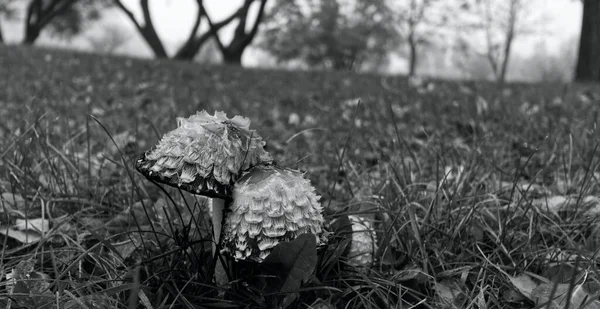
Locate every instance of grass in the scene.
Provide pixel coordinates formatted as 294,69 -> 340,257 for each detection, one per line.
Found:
1,44 -> 600,308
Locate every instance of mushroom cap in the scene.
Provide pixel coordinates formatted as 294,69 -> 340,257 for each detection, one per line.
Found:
136,111 -> 272,199
347,215 -> 377,268
221,165 -> 325,262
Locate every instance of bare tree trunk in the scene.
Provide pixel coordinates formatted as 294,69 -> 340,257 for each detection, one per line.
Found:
207,0 -> 268,66
174,34 -> 211,60
575,0 -> 600,82
138,0 -> 167,58
408,32 -> 417,76
222,51 -> 243,65
23,0 -> 42,44
23,0 -> 72,45
114,0 -> 168,58
174,4 -> 242,60
23,28 -> 40,44
497,0 -> 518,86
407,0 -> 418,76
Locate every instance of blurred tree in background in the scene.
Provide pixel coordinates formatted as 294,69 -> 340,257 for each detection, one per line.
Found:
113,0 -> 228,59
258,0 -> 398,71
575,0 -> 600,82
453,0 -> 539,85
113,0 -> 266,62
22,0 -> 108,44
394,0 -> 450,76
0,0 -> 106,44
0,0 -> 591,82
206,0 -> 267,65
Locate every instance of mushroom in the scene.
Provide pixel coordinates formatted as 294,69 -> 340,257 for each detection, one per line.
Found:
135,110 -> 272,264
221,164 -> 326,262
346,215 -> 377,269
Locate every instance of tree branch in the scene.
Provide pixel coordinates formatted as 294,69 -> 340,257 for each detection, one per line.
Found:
140,0 -> 154,33
498,0 -> 518,84
114,0 -> 167,57
241,0 -> 267,47
25,0 -> 40,28
203,3 -> 242,53
37,0 -> 73,29
483,0 -> 498,77
174,1 -> 241,59
232,0 -> 253,40
113,0 -> 144,34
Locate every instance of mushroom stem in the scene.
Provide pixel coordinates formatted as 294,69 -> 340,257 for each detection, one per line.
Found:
211,198 -> 228,285
211,198 -> 224,248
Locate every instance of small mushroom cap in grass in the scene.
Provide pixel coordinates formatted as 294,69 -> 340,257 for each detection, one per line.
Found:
222,165 -> 325,262
347,215 -> 377,268
136,110 -> 273,199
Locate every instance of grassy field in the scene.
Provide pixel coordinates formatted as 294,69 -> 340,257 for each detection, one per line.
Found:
1,45 -> 600,308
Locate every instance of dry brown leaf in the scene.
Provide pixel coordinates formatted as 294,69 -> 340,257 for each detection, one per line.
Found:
14,218 -> 50,234
435,279 -> 465,307
507,273 -> 538,300
0,192 -> 27,217
0,225 -> 42,243
533,282 -> 600,309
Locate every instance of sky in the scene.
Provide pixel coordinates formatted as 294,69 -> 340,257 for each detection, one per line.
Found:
0,0 -> 584,73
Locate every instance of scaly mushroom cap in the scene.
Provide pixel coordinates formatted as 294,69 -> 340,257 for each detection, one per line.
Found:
136,111 -> 273,199
347,215 -> 377,268
222,165 -> 325,262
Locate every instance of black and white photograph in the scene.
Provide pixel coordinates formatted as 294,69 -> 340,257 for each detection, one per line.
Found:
0,0 -> 599,308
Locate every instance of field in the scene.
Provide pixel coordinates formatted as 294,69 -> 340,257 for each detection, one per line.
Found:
1,45 -> 600,308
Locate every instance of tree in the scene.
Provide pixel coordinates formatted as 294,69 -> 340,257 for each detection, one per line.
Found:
575,0 -> 600,82
455,0 -> 539,85
113,0 -> 256,61
394,0 -> 449,76
258,0 -> 398,71
22,0 -> 106,44
483,0 -> 519,85
205,0 -> 267,65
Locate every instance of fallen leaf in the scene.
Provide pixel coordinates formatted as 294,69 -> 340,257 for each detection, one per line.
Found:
532,195 -> 600,215
434,280 -> 464,307
533,282 -> 600,309
0,225 -> 42,243
507,273 -> 538,300
1,193 -> 25,209
0,193 -> 27,217
532,195 -> 573,214
543,264 -> 580,283
14,218 -> 50,233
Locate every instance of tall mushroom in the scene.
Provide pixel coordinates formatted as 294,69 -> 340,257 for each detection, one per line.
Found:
135,110 -> 272,265
221,165 -> 326,262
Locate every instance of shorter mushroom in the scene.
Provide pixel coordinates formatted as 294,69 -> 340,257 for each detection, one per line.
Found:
346,215 -> 377,268
221,165 -> 326,262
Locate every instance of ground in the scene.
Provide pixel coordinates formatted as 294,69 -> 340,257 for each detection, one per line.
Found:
1,45 -> 600,308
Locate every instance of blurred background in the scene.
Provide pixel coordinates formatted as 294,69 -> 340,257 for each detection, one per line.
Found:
0,0 -> 593,83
